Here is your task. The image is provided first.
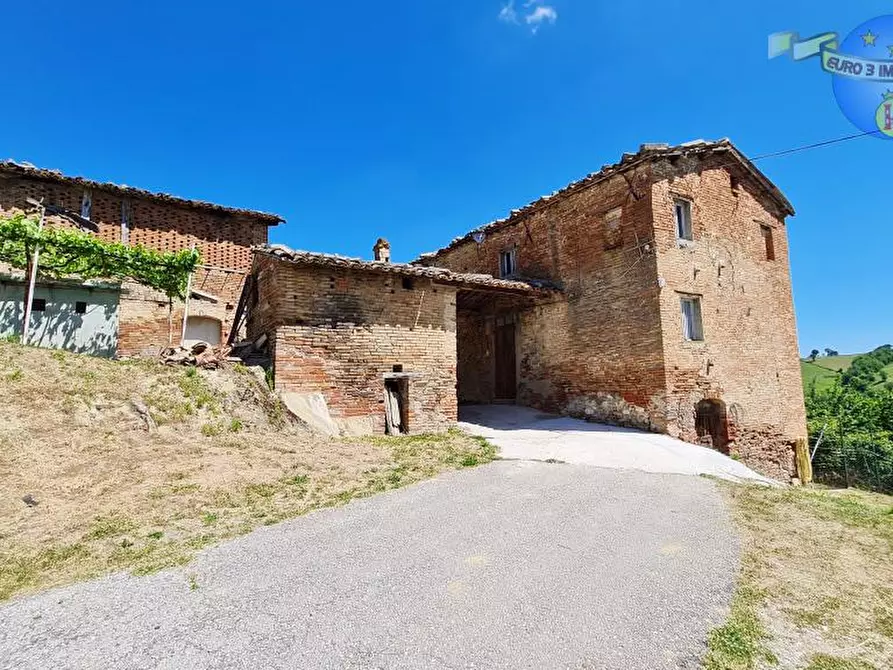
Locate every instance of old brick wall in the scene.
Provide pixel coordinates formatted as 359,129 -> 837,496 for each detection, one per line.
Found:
249,257 -> 458,434
650,155 -> 806,479
0,173 -> 268,354
433,167 -> 669,430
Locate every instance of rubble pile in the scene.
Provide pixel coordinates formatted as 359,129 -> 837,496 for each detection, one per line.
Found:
160,341 -> 228,369
159,335 -> 270,369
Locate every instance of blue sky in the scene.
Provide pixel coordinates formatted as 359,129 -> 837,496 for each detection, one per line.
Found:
1,1 -> 890,355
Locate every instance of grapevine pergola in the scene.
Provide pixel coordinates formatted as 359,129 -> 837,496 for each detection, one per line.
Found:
0,213 -> 200,299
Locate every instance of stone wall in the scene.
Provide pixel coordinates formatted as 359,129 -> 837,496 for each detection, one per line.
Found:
650,154 -> 806,478
0,173 -> 270,354
249,256 -> 458,435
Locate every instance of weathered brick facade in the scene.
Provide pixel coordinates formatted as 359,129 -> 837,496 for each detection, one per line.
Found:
424,140 -> 806,479
245,248 -> 552,435
2,143 -> 807,478
0,162 -> 280,355
247,252 -> 459,434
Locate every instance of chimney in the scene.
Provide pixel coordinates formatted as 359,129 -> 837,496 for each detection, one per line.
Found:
373,238 -> 391,263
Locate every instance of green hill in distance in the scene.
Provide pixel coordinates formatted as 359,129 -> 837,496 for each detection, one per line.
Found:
801,350 -> 893,392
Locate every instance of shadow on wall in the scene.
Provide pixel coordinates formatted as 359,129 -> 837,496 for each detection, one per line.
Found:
0,281 -> 119,358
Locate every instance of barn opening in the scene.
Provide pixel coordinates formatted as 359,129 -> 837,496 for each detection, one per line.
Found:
455,288 -> 539,406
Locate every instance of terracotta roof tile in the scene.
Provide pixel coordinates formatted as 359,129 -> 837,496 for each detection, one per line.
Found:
0,160 -> 284,225
418,139 -> 794,260
256,245 -> 560,294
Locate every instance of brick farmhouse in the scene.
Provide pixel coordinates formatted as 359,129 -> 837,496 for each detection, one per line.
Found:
0,161 -> 282,356
0,139 -> 807,479
243,139 -> 806,480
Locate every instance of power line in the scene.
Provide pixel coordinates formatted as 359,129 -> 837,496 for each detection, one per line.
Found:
749,129 -> 884,161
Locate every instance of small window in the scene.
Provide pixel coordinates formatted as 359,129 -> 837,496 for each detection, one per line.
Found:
499,249 -> 517,278
401,277 -> 414,290
75,301 -> 87,314
604,207 -> 623,249
80,190 -> 92,221
32,298 -> 46,312
680,295 -> 704,341
674,199 -> 692,241
760,225 -> 775,261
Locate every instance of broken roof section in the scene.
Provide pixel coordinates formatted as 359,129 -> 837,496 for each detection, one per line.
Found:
0,160 -> 284,225
418,138 -> 794,261
255,245 -> 560,294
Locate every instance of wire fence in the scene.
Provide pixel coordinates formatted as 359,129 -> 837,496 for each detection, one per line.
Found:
810,431 -> 893,493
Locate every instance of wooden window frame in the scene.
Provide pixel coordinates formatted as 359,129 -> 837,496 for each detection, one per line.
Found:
674,199 -> 693,242
499,248 -> 517,278
680,294 -> 704,341
760,224 -> 775,261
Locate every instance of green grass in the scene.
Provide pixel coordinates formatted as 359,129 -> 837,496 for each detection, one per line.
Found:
805,654 -> 878,670
704,580 -> 776,670
712,484 -> 893,670
801,353 -> 893,392
809,355 -> 860,373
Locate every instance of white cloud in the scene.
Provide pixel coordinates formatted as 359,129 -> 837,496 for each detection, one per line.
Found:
498,2 -> 519,24
499,1 -> 558,34
526,5 -> 557,29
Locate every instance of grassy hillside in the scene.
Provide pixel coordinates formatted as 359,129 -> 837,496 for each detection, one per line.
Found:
0,342 -> 494,601
801,353 -> 893,392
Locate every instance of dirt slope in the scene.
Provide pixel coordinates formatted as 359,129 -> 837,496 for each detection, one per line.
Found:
0,342 -> 493,600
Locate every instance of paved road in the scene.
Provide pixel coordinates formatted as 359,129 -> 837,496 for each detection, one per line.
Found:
460,404 -> 776,484
0,462 -> 739,670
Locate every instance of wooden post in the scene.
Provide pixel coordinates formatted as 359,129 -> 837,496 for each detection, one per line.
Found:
795,437 -> 812,485
179,245 -> 196,347
21,202 -> 46,344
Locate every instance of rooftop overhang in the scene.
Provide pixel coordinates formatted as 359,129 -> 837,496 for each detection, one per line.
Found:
455,283 -> 560,312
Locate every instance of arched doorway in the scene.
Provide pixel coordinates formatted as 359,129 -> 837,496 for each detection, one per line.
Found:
695,399 -> 729,453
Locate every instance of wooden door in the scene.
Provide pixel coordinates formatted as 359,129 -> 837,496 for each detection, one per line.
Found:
494,322 -> 517,400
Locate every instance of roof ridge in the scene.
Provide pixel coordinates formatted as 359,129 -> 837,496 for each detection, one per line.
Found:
256,244 -> 560,293
0,160 -> 284,225
416,138 -> 791,260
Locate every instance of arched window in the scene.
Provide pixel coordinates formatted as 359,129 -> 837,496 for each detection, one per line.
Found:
183,316 -> 221,346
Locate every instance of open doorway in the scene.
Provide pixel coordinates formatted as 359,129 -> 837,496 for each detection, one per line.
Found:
494,320 -> 517,401
384,376 -> 409,435
695,399 -> 729,453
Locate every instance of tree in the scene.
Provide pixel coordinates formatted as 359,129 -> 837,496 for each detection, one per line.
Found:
825,348 -> 839,357
809,349 -> 820,361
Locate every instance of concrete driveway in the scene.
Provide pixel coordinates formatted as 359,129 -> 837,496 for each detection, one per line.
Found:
460,404 -> 774,484
0,462 -> 738,670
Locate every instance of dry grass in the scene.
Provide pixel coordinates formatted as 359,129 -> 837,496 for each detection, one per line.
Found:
705,483 -> 893,670
0,342 -> 495,601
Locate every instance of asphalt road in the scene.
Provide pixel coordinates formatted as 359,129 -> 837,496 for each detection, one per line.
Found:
0,462 -> 739,670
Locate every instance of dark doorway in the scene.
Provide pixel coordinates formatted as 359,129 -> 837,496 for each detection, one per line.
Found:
695,399 -> 729,453
384,377 -> 409,434
494,322 -> 517,401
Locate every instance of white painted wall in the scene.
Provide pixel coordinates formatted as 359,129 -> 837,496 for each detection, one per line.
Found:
0,280 -> 120,358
